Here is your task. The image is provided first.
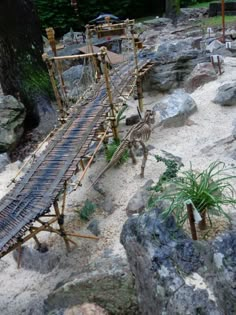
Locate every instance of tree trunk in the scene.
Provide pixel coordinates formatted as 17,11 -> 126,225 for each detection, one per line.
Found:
0,0 -> 56,131
165,0 -> 180,26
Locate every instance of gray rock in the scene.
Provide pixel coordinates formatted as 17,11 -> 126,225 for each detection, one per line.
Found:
185,62 -> 217,93
0,95 -> 25,153
44,255 -> 138,314
126,180 -> 154,216
121,207 -> 236,315
143,18 -> 171,27
213,82 -> 236,106
62,65 -> 90,100
87,219 -> 101,236
12,246 -> 60,274
63,303 -> 108,315
125,114 -> 140,126
147,38 -> 209,92
62,31 -> 83,45
0,153 -> 10,172
101,195 -> 115,215
153,89 -> 197,127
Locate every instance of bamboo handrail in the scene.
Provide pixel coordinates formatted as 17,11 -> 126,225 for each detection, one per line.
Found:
50,52 -> 101,61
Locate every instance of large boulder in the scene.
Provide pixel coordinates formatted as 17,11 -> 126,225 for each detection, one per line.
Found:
185,62 -> 217,92
153,89 -> 197,127
213,82 -> 236,106
146,38 -> 209,92
44,255 -> 138,314
0,95 -> 25,153
121,207 -> 236,315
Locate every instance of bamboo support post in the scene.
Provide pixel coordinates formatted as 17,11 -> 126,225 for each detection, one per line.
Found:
100,47 -> 119,140
130,25 -> 143,112
53,200 -> 71,252
46,27 -> 57,56
186,203 -> 198,240
45,27 -> 67,103
86,25 -> 101,81
42,53 -> 65,118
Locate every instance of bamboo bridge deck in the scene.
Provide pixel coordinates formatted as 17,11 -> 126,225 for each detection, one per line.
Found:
0,59 -> 154,259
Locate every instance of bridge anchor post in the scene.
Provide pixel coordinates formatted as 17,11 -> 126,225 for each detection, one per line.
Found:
100,47 -> 119,141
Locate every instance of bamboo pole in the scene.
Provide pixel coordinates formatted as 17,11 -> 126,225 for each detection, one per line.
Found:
42,53 -> 65,117
130,25 -> 143,112
100,47 -> 119,140
86,25 -> 101,81
65,232 -> 99,240
51,52 -> 102,61
53,200 -> 71,252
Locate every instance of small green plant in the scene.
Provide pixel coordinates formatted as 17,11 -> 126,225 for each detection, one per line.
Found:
116,104 -> 128,126
105,139 -> 129,164
149,155 -> 183,193
149,161 -> 236,229
77,199 -> 96,221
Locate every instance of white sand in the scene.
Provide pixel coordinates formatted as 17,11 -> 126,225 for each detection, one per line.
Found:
1,58 -> 236,314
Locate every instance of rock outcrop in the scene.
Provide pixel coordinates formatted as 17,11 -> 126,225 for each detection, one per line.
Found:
121,207 -> 236,315
147,38 -> 209,92
153,89 -> 197,127
44,255 -> 139,314
0,95 -> 25,153
185,62 -> 217,92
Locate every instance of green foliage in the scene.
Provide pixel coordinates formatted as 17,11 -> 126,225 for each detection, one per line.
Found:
116,104 -> 128,126
149,155 -> 183,193
34,0 -> 79,35
34,0 -> 162,34
77,199 -> 96,221
149,161 -> 236,226
105,139 -> 129,164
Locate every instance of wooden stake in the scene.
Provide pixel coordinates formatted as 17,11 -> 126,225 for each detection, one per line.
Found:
186,203 -> 198,240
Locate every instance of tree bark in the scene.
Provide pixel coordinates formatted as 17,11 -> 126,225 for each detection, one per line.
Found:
0,0 -> 56,131
165,0 -> 180,26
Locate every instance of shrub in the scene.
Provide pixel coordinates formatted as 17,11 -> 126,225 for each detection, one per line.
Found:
149,161 -> 236,229
77,199 -> 96,221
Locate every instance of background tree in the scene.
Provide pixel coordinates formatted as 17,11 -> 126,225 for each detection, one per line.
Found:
0,0 -> 55,131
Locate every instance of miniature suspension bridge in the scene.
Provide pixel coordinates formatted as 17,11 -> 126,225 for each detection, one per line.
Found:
0,19 -> 154,262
